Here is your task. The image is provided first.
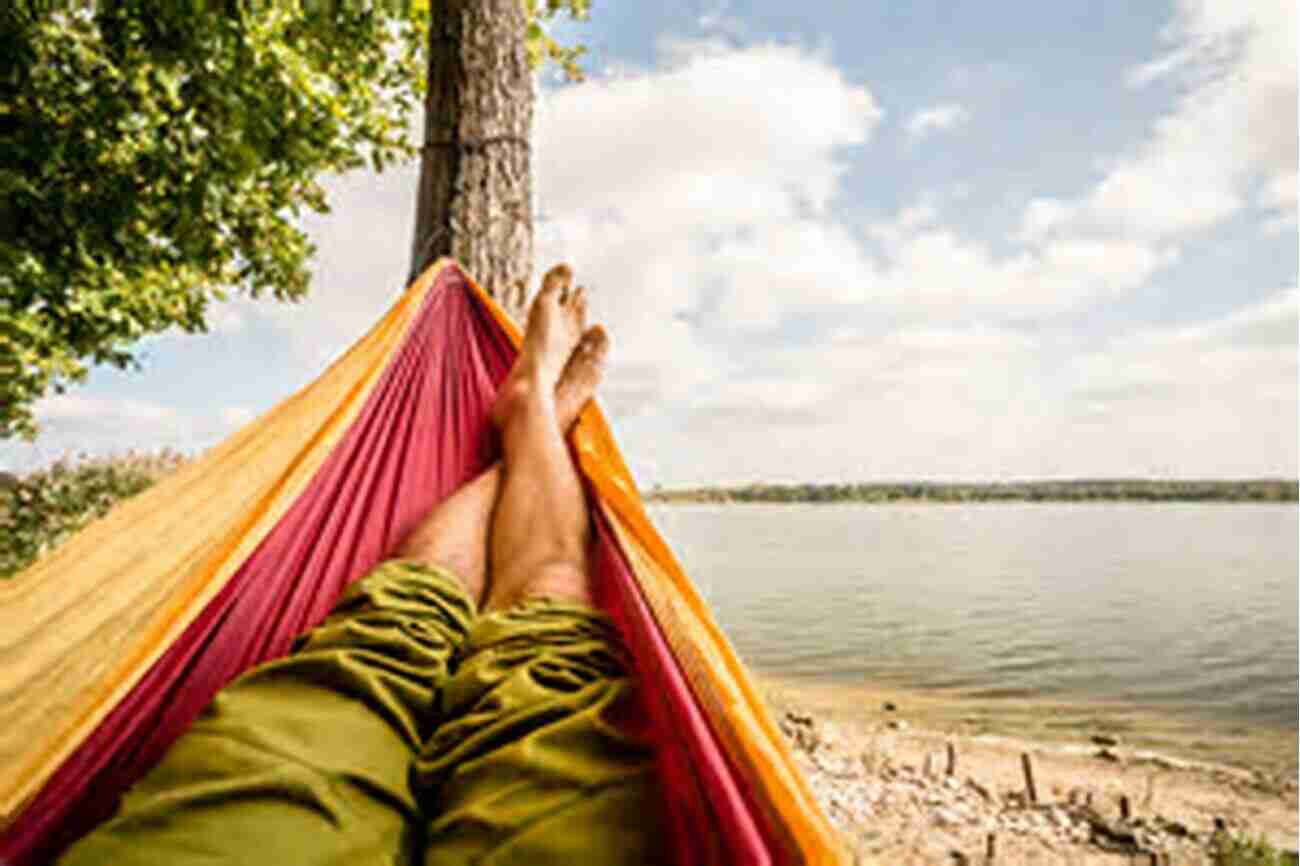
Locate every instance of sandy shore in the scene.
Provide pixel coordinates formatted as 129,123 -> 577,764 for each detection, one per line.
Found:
762,677 -> 1298,864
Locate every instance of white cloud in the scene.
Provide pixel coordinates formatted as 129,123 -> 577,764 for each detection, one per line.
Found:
236,165 -> 421,367
1058,0 -> 1297,239
685,376 -> 838,428
776,326 -> 1043,406
537,40 -> 881,223
865,220 -> 1174,313
661,289 -> 1297,484
706,219 -> 879,327
1016,197 -> 1077,244
220,406 -> 256,429
205,303 -> 247,335
695,0 -> 746,40
870,4 -> 1294,315
665,323 -> 1054,483
1056,288 -> 1298,476
1070,294 -> 1297,397
904,103 -> 971,139
536,18 -> 1206,426
1258,171 -> 1298,233
867,200 -> 940,247
534,39 -> 882,404
7,396 -> 252,470
37,395 -> 178,427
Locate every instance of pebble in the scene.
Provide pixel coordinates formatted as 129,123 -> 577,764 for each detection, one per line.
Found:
934,807 -> 963,826
778,705 -> 1241,862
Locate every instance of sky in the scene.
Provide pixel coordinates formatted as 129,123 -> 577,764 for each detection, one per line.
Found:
3,0 -> 1296,485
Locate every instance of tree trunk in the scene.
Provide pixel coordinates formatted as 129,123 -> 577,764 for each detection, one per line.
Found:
409,0 -> 533,319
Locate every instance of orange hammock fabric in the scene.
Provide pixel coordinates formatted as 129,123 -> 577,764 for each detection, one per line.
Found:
0,261 -> 846,865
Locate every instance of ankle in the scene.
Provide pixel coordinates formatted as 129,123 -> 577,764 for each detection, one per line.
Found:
492,370 -> 555,429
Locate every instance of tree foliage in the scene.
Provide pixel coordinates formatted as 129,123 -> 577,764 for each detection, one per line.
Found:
0,450 -> 185,577
0,0 -> 587,439
525,0 -> 590,80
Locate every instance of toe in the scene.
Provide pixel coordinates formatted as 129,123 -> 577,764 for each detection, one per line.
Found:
581,324 -> 610,361
539,264 -> 572,301
571,286 -> 588,329
528,265 -> 570,330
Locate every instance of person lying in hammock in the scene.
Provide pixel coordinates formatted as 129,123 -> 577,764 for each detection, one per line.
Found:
60,265 -> 664,865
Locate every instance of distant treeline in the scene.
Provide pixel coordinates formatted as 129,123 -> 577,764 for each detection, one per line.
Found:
646,479 -> 1299,504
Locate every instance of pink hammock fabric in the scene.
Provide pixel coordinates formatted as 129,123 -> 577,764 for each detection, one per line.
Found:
1,265 -> 785,865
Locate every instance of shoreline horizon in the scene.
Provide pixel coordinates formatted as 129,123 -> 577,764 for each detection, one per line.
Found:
645,479 -> 1299,505
759,671 -> 1299,783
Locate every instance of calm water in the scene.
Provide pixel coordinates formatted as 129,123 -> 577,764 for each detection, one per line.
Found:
648,504 -> 1299,728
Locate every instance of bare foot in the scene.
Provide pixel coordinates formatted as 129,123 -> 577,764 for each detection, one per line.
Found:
389,325 -> 607,607
555,325 -> 609,429
492,264 -> 589,429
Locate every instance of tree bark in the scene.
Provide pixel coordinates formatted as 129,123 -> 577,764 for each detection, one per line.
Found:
409,0 -> 533,318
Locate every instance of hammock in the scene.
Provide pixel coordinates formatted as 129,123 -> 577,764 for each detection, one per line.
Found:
0,261 -> 847,865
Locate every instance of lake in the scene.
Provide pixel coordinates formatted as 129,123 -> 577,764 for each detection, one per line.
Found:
648,503 -> 1298,729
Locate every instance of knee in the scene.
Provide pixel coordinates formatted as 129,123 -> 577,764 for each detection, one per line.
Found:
490,558 -> 593,610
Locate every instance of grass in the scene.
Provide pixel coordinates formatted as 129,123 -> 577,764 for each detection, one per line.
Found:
1214,832 -> 1298,865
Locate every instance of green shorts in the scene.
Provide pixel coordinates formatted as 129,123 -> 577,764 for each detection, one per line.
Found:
59,560 -> 663,866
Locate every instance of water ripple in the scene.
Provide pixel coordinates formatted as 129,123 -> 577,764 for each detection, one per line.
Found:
663,503 -> 1298,727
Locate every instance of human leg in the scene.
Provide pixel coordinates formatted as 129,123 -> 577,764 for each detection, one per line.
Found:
57,561 -> 475,866
392,318 -> 609,606
415,265 -> 662,865
416,601 -> 662,866
484,264 -> 603,611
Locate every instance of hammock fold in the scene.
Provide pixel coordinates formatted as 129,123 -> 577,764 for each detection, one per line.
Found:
0,261 -> 847,865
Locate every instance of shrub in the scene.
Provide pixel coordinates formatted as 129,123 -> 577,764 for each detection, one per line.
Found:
1213,831 -> 1296,866
0,451 -> 186,578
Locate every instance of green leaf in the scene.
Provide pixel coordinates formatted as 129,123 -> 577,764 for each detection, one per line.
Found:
1,1 -> 591,438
